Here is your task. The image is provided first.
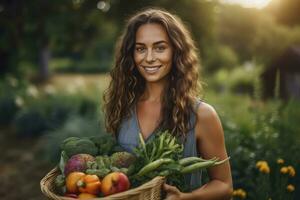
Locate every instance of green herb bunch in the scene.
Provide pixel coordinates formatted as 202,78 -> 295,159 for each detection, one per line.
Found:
131,130 -> 230,191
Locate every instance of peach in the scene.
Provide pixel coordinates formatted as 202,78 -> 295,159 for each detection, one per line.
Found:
101,172 -> 130,196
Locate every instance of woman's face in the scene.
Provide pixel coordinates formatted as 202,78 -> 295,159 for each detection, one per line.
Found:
134,23 -> 173,84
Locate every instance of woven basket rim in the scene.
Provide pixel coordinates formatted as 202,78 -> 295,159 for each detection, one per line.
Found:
40,167 -> 165,200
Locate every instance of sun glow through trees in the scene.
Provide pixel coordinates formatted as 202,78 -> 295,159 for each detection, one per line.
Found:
221,0 -> 272,9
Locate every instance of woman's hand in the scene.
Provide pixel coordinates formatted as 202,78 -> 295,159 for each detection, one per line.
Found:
163,183 -> 183,200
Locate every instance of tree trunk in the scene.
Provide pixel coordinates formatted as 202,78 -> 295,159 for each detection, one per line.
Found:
38,42 -> 50,81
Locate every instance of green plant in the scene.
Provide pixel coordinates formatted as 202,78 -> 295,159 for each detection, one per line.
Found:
0,95 -> 19,126
14,108 -> 49,137
41,115 -> 105,163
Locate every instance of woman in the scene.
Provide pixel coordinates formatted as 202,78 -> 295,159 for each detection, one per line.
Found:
103,8 -> 232,200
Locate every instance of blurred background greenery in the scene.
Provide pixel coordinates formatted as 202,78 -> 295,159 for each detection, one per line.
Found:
0,0 -> 299,199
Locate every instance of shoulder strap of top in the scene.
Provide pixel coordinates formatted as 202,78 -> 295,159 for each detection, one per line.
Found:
193,98 -> 202,112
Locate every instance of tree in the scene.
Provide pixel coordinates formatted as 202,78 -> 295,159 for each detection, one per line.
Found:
0,0 -> 112,80
0,0 -> 218,78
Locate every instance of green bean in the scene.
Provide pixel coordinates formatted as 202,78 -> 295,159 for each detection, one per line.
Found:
158,133 -> 165,156
159,170 -> 171,176
160,150 -> 173,158
181,160 -> 216,174
150,143 -> 157,161
137,158 -> 173,176
178,156 -> 217,166
139,132 -> 149,161
180,157 -> 230,174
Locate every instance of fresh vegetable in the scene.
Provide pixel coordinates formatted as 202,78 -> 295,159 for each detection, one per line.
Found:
64,154 -> 95,176
130,130 -> 231,192
58,151 -> 69,175
181,157 -> 231,174
54,174 -> 66,194
64,193 -> 78,198
86,168 -> 111,178
89,134 -> 123,155
130,131 -> 184,187
101,172 -> 130,196
78,193 -> 97,199
110,151 -> 136,168
54,132 -> 231,196
134,131 -> 183,163
66,172 -> 85,194
84,156 -> 111,179
55,174 -> 65,188
137,158 -> 174,176
77,174 -> 101,195
178,156 -> 217,166
61,137 -> 98,157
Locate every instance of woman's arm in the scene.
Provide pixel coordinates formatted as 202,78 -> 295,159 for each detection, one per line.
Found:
164,102 -> 233,200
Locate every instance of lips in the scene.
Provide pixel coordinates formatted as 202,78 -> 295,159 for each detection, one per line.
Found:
142,65 -> 162,74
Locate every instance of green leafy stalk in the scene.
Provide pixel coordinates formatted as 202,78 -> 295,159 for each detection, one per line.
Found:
138,132 -> 149,162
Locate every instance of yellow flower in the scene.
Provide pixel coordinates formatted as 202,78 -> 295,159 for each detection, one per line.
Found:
286,184 -> 295,192
232,188 -> 247,199
256,161 -> 265,168
277,158 -> 284,164
256,161 -> 270,174
280,167 -> 289,174
287,166 -> 296,177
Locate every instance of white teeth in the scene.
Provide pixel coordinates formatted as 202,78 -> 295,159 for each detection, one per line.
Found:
144,66 -> 160,73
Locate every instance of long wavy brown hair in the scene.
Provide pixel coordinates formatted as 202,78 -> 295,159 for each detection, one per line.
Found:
103,8 -> 202,139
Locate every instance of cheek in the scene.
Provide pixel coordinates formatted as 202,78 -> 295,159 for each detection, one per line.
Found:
134,53 -> 143,65
160,51 -> 173,64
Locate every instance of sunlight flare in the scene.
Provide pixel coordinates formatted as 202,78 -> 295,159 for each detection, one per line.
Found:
221,0 -> 272,9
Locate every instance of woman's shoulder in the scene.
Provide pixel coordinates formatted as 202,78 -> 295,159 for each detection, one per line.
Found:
194,100 -> 223,141
194,100 -> 221,127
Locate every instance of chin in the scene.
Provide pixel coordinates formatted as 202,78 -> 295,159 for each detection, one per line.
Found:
141,74 -> 169,84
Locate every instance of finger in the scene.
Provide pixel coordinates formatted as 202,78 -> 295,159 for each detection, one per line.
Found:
163,183 -> 177,193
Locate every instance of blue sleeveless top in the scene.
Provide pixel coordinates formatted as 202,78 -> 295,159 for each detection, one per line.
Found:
117,100 -> 202,191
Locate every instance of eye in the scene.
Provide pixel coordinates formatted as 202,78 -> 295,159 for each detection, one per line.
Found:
135,46 -> 146,53
155,45 -> 166,52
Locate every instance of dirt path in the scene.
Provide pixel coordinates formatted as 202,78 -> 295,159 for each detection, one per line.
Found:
0,127 -> 52,200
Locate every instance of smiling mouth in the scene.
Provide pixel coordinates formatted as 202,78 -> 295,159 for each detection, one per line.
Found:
141,65 -> 162,73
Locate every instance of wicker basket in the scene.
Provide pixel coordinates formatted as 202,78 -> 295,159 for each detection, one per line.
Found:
40,167 -> 165,200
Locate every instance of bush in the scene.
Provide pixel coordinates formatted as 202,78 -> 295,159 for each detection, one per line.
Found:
40,114 -> 106,162
0,95 -> 19,126
14,108 -> 49,137
10,87 -> 100,137
209,63 -> 261,95
204,91 -> 300,199
0,75 -> 30,125
204,45 -> 239,72
50,58 -> 112,73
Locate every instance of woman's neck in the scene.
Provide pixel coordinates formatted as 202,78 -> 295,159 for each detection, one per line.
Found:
140,81 -> 166,103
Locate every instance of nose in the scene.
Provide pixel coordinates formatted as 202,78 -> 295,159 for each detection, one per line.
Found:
145,49 -> 155,63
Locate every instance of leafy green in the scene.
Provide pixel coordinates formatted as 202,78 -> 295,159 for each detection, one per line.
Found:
89,134 -> 124,155
60,137 -> 98,157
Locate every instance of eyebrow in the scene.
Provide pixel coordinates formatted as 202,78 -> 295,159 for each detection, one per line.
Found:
135,41 -> 168,46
